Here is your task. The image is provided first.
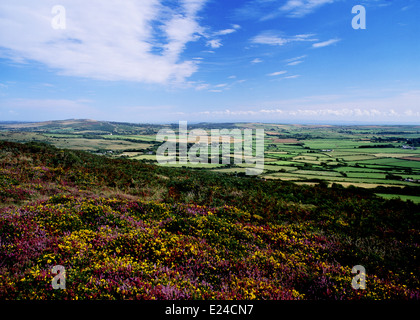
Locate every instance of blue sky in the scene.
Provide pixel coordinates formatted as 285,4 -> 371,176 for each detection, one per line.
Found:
0,0 -> 419,124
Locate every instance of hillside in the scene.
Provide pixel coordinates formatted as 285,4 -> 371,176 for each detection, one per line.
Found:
1,120 -> 420,198
0,140 -> 419,299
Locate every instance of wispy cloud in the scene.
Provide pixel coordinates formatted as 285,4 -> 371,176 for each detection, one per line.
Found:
0,83 -> 8,97
194,83 -> 210,91
251,32 -> 317,46
234,0 -> 336,21
214,29 -> 236,36
203,24 -> 240,50
285,55 -> 307,66
285,55 -> 307,62
287,60 -> 303,66
252,34 -> 288,46
267,71 -> 287,76
283,75 -> 300,79
214,24 -> 241,36
360,0 -> 392,8
281,0 -> 336,18
206,39 -> 223,48
0,0 -> 208,84
312,38 -> 340,48
251,58 -> 263,64
192,78 -> 244,92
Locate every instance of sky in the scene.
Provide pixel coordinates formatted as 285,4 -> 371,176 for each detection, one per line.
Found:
0,0 -> 419,124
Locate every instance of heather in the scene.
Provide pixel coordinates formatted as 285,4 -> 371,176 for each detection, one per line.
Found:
0,141 -> 419,299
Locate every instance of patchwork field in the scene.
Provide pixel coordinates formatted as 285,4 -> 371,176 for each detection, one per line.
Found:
1,120 -> 419,203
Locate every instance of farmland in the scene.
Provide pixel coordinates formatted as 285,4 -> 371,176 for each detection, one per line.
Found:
1,120 -> 420,203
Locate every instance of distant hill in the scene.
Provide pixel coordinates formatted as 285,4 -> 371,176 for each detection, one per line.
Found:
0,119 -> 173,136
0,119 -> 114,132
0,121 -> 34,125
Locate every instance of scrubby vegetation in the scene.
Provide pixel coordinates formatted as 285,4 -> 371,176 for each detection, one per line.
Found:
0,140 -> 419,299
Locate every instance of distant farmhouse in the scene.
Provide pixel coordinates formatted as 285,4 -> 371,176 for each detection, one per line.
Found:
401,145 -> 417,150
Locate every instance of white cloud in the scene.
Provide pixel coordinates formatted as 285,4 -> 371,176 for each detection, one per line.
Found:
405,110 -> 420,117
236,0 -> 335,21
214,28 -> 236,36
0,0 -> 208,84
283,75 -> 300,79
203,24 -> 240,50
281,0 -> 335,17
285,55 -> 306,65
163,13 -> 204,59
295,34 -> 316,39
267,71 -> 287,76
191,81 -> 232,92
287,60 -> 303,66
252,32 -> 317,46
206,39 -> 223,48
195,107 -> 419,120
285,55 -> 307,62
194,83 -> 210,91
186,91 -> 420,122
251,34 -> 288,46
312,38 -> 340,48
192,79 -> 244,93
251,58 -> 263,64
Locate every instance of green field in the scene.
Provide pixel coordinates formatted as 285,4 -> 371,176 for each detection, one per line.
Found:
376,193 -> 420,204
355,158 -> 420,169
1,120 -> 419,194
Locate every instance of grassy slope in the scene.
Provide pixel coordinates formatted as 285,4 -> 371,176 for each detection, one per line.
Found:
0,140 -> 419,300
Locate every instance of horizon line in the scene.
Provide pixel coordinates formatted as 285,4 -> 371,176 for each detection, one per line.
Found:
1,118 -> 420,127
